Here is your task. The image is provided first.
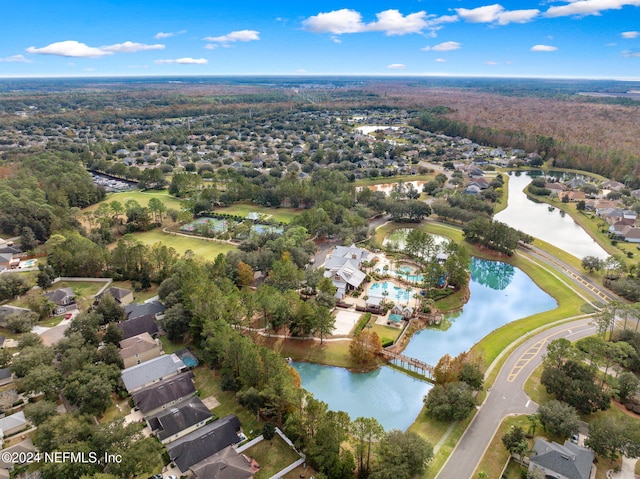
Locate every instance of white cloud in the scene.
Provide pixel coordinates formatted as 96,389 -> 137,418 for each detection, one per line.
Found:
302,8 -> 457,36
622,31 -> 640,38
0,54 -> 32,63
204,30 -> 260,43
422,41 -> 461,51
485,61 -> 498,65
435,58 -> 447,62
26,40 -> 165,58
622,50 -> 640,57
303,9 -> 367,34
368,10 -> 430,35
26,40 -> 111,58
387,63 -> 406,69
205,44 -> 218,50
455,4 -> 539,24
101,42 -> 164,53
531,44 -> 558,51
605,42 -> 618,46
154,30 -> 186,39
545,0 -> 640,18
330,36 -> 342,44
155,57 -> 208,64
295,69 -> 307,73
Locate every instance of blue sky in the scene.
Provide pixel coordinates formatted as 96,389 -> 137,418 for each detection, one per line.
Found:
1,0 -> 639,79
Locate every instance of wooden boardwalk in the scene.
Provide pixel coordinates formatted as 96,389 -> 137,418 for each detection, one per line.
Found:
380,349 -> 434,381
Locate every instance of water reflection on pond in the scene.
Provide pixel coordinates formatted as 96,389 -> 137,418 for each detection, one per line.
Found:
494,172 -> 608,259
294,258 -> 556,429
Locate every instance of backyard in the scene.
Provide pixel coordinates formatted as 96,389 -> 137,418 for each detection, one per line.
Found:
243,434 -> 303,479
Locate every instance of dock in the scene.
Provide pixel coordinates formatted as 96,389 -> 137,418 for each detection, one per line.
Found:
379,349 -> 434,381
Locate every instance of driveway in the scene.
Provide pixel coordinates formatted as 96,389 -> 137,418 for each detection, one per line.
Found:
608,457 -> 638,479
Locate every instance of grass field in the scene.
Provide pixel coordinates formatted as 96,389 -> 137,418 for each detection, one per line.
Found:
193,367 -> 263,438
128,228 -> 237,259
213,202 -> 300,223
473,415 -> 532,479
86,189 -> 185,212
258,336 -> 358,369
245,435 -> 302,479
353,173 -> 435,187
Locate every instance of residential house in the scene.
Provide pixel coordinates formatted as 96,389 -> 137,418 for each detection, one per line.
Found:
167,414 -> 242,473
528,438 -> 593,479
119,332 -> 162,368
0,411 -> 27,441
121,354 -> 186,393
545,182 -> 567,194
96,287 -> 134,305
391,305 -> 414,319
0,439 -> 36,478
117,314 -> 160,340
602,179 -> 625,191
124,300 -> 166,320
0,254 -> 18,271
560,191 -> 586,202
0,306 -> 31,328
132,371 -> 196,416
147,397 -> 212,444
624,227 -> 640,243
464,184 -> 482,195
189,446 -> 254,479
44,287 -> 76,314
468,178 -> 490,190
0,369 -> 12,388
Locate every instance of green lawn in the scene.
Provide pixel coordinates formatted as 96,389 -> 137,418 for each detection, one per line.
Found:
109,280 -> 159,302
159,335 -> 184,355
127,228 -> 237,259
244,435 -> 302,479
86,189 -> 185,212
473,415 -> 532,479
193,367 -> 263,439
213,202 -> 301,223
259,335 -> 358,369
353,173 -> 435,187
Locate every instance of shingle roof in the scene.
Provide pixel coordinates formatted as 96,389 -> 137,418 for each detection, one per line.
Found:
167,415 -> 241,472
44,287 -> 75,305
530,439 -> 594,479
132,371 -> 196,415
117,314 -> 159,340
124,300 -> 166,319
147,397 -> 212,442
121,354 -> 186,392
98,287 -> 133,303
119,332 -> 159,360
190,446 -> 254,479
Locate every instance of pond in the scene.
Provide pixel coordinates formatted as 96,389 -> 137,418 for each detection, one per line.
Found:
494,172 -> 608,259
357,181 -> 427,196
294,257 -> 557,430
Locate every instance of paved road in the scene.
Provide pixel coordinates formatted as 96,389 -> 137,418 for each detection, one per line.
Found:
436,317 -> 597,479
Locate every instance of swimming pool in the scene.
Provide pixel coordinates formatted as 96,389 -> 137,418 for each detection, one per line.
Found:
368,281 -> 417,303
19,259 -> 38,268
388,314 -> 404,323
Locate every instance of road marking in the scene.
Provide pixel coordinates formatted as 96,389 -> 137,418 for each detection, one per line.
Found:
525,400 -> 530,408
506,324 -> 594,383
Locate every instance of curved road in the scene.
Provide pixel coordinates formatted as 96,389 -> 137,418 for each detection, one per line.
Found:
436,317 -> 597,479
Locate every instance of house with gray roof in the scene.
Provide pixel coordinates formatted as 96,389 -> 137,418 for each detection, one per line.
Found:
117,314 -> 160,340
0,306 -> 31,328
96,287 -> 134,305
132,371 -> 196,416
121,354 -> 186,393
124,300 -> 166,320
528,438 -> 594,479
167,414 -> 242,473
0,411 -> 27,441
189,446 -> 254,479
147,396 -> 212,444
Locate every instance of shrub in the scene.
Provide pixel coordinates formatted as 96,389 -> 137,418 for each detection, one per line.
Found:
381,337 -> 394,347
354,313 -> 372,334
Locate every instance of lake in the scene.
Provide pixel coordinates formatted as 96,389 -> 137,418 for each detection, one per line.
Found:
494,172 -> 608,259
